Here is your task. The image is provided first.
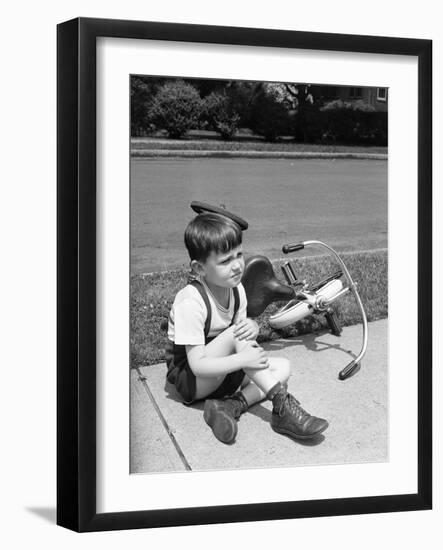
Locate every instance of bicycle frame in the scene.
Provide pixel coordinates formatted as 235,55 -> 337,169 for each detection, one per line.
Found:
275,240 -> 368,380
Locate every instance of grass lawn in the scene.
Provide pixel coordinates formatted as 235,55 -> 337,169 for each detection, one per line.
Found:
131,137 -> 387,155
131,248 -> 387,368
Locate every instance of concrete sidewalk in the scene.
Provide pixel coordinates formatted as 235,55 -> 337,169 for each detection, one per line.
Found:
131,319 -> 387,474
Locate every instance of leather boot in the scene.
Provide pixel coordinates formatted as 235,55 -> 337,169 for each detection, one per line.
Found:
203,392 -> 248,444
271,390 -> 329,440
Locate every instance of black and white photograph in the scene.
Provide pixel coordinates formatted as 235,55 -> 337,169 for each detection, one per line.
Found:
129,76 -> 389,474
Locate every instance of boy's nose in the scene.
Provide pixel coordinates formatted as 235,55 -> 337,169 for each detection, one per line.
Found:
233,259 -> 244,273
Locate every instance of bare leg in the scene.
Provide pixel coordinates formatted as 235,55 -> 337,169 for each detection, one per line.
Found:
194,325 -> 238,399
241,357 -> 290,406
194,325 -> 289,401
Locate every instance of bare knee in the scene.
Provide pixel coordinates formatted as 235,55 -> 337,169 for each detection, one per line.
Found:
234,335 -> 258,353
205,325 -> 237,357
269,357 -> 291,384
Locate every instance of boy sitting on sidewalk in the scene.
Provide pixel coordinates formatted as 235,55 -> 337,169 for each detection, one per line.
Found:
165,211 -> 328,444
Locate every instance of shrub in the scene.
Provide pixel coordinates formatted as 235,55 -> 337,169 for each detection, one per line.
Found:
362,111 -> 388,145
292,102 -> 323,142
320,100 -> 387,145
148,80 -> 203,138
227,82 -> 260,127
203,91 -> 241,140
248,90 -> 290,141
320,101 -> 355,143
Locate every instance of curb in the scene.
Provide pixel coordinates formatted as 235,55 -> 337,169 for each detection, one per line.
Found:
131,150 -> 387,160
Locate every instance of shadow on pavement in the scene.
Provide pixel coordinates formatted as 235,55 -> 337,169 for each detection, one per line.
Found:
164,381 -> 205,411
264,331 -> 358,360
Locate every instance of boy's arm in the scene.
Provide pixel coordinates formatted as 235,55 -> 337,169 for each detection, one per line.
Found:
232,284 -> 259,341
233,318 -> 260,341
186,343 -> 268,377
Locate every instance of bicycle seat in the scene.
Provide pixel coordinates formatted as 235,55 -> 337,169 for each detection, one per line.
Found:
241,255 -> 295,317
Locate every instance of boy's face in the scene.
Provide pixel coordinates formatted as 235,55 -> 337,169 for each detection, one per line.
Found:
197,245 -> 245,289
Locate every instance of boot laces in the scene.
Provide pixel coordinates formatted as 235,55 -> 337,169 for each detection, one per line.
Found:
279,393 -> 309,421
224,395 -> 245,419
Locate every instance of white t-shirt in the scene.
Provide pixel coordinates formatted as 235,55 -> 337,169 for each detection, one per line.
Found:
168,280 -> 247,345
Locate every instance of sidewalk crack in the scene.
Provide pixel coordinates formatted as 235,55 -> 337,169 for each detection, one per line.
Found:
135,368 -> 192,471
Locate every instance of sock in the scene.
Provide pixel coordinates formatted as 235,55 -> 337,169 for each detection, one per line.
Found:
232,391 -> 249,411
266,382 -> 289,412
266,381 -> 285,401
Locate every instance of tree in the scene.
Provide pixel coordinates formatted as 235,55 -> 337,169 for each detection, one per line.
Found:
248,86 -> 290,141
265,83 -> 323,142
130,76 -> 165,136
148,80 -> 203,138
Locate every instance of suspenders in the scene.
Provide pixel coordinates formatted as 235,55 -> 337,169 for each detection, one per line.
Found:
189,280 -> 240,338
165,281 -> 243,404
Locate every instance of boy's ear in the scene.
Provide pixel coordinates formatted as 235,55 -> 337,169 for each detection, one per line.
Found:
190,259 -> 205,276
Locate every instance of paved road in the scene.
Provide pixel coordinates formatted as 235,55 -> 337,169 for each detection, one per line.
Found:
131,158 -> 387,274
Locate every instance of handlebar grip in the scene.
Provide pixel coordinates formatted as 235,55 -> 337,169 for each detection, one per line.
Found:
339,360 -> 360,380
282,243 -> 304,254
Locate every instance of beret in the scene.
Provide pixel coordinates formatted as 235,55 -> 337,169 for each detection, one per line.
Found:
190,201 -> 248,230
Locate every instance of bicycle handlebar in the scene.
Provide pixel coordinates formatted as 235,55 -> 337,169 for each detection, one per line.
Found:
282,243 -> 305,254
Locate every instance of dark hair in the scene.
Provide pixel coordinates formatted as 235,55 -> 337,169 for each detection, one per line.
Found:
184,212 -> 242,262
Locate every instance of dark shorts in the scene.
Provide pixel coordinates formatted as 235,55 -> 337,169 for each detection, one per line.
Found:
165,340 -> 245,405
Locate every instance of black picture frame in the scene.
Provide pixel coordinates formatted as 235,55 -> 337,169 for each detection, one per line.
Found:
57,17 -> 432,532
